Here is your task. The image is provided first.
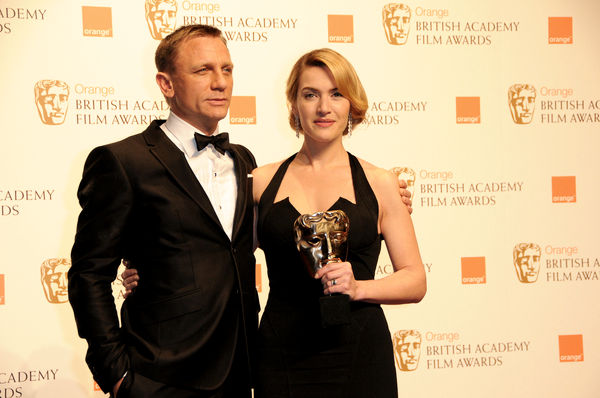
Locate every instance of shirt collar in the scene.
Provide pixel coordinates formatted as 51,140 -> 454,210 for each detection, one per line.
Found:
163,112 -> 220,158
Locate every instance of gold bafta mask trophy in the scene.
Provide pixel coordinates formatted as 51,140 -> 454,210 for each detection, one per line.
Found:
294,210 -> 351,327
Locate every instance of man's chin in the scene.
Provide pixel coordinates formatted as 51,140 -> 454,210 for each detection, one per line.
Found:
205,108 -> 229,121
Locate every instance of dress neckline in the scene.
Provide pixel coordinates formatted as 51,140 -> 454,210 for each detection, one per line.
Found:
273,196 -> 357,217
269,152 -> 358,216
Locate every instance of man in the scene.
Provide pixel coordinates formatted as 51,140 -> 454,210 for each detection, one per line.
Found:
41,258 -> 70,304
69,25 -> 258,397
34,80 -> 69,125
393,329 -> 421,371
382,4 -> 411,45
508,84 -> 536,124
513,243 -> 541,283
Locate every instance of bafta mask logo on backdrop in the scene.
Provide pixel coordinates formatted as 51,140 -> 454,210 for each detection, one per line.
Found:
81,6 -> 113,37
145,0 -> 178,40
230,96 -> 257,124
393,330 -> 421,371
382,4 -> 411,45
558,334 -> 584,362
513,243 -> 541,283
41,258 -> 71,304
390,167 -> 416,197
508,84 -> 536,124
552,176 -> 576,203
461,256 -> 486,284
548,17 -> 573,44
456,97 -> 481,124
34,80 -> 70,125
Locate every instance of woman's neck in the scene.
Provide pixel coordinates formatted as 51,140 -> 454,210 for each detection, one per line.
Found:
296,139 -> 347,169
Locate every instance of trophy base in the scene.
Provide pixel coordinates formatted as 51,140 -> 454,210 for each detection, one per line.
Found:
319,294 -> 350,328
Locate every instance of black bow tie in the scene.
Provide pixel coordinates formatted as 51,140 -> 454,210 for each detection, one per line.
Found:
194,132 -> 230,155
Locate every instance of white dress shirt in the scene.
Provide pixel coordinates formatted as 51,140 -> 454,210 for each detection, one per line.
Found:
161,112 -> 237,240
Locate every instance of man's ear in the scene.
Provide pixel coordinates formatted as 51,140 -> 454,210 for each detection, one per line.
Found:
156,72 -> 175,99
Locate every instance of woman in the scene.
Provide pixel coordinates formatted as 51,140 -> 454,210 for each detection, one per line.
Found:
251,48 -> 426,398
123,48 -> 425,397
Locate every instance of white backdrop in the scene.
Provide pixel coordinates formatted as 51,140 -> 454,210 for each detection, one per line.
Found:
1,0 -> 599,397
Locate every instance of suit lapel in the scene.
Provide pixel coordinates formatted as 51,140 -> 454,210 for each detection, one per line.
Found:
143,122 -> 224,233
229,146 -> 252,242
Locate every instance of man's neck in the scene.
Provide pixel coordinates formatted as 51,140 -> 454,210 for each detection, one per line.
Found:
169,111 -> 220,136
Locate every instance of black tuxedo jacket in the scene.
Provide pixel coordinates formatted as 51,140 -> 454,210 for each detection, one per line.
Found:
69,120 -> 258,393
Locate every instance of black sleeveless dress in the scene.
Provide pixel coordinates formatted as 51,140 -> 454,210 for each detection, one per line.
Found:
255,152 -> 398,398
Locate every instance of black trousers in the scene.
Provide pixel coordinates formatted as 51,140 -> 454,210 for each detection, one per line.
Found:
115,322 -> 251,398
116,367 -> 251,398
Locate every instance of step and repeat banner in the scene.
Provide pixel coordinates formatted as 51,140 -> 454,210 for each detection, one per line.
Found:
1,0 -> 599,396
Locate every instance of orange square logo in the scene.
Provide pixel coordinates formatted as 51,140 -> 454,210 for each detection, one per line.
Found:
230,96 -> 256,125
461,257 -> 486,284
0,274 -> 4,305
328,15 -> 354,43
552,176 -> 576,203
456,97 -> 480,124
548,17 -> 573,44
559,334 -> 583,362
255,263 -> 262,293
82,6 -> 113,38
93,381 -> 102,391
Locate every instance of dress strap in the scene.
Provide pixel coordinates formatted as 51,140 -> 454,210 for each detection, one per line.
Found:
258,153 -> 296,212
348,152 -> 379,220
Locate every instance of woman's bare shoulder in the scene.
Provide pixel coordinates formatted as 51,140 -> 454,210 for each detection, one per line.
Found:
252,159 -> 287,202
356,157 -> 397,190
254,158 -> 292,180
